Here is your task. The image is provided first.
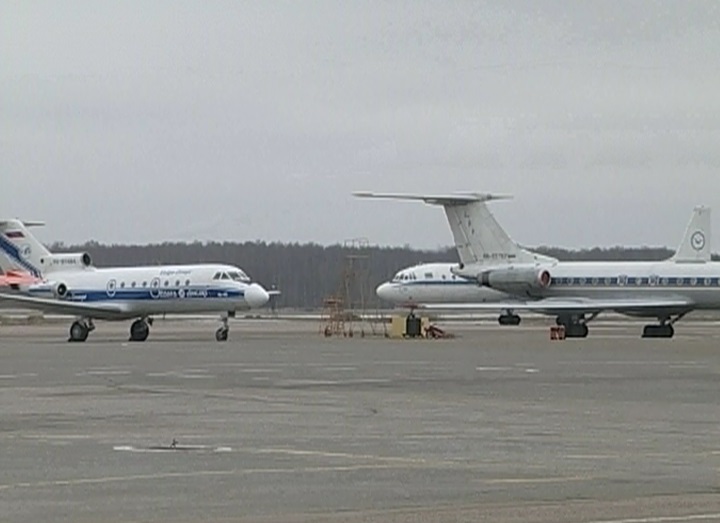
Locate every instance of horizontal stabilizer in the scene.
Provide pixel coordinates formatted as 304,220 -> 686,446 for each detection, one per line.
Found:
0,220 -> 45,227
354,192 -> 512,206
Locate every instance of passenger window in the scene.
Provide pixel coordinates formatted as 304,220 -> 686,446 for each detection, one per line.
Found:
185,280 -> 190,286
164,280 -> 169,287
131,282 -> 136,288
120,282 -> 125,288
175,280 -> 180,287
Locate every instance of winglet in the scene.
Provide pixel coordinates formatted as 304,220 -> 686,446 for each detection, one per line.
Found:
672,206 -> 711,263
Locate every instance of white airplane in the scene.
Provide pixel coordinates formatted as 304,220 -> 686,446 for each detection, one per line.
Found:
0,219 -> 270,342
377,262 -> 528,324
356,192 -> 715,338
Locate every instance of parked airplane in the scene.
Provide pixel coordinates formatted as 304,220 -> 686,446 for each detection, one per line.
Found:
356,192 -> 715,338
0,219 -> 270,342
376,262 -> 528,324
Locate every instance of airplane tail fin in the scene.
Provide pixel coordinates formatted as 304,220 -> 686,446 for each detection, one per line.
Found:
671,206 -> 711,263
0,219 -> 49,277
354,192 -> 554,266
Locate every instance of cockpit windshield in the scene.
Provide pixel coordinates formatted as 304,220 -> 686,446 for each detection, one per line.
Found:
392,271 -> 416,282
228,270 -> 251,282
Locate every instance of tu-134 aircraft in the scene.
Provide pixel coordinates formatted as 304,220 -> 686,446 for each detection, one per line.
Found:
0,219 -> 270,342
356,192 -> 715,339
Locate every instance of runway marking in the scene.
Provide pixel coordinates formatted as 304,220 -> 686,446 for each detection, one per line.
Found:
481,476 -> 590,484
587,513 -> 720,523
77,370 -> 131,376
254,447 -> 435,464
0,464 -> 425,491
565,454 -> 619,460
277,378 -> 391,386
145,371 -> 215,379
475,366 -> 539,374
114,445 -> 232,453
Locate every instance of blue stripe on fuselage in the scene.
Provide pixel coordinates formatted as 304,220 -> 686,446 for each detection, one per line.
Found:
29,286 -> 245,302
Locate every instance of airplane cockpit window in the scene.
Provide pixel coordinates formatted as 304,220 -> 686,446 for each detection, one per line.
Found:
221,272 -> 230,280
213,272 -> 221,280
228,271 -> 251,282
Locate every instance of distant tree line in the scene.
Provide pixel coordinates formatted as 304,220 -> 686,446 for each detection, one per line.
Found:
31,240 -> 709,309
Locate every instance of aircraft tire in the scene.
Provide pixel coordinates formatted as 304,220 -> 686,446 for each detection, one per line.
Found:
498,314 -> 521,326
642,324 -> 674,338
69,321 -> 89,342
129,319 -> 150,342
215,327 -> 229,342
565,323 -> 589,338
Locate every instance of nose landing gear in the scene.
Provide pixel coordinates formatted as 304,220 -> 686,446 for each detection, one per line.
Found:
215,315 -> 229,342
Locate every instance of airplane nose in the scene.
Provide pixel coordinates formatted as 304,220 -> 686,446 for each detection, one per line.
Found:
376,282 -> 395,302
245,283 -> 270,308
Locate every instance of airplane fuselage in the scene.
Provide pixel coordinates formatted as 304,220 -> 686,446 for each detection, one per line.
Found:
24,263 -> 269,320
379,261 -> 720,314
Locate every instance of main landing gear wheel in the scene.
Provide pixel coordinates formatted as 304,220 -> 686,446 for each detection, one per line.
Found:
642,324 -> 674,338
498,314 -> 521,326
556,315 -> 590,338
69,321 -> 90,342
129,319 -> 150,342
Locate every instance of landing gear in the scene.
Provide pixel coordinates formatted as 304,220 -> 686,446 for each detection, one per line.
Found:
129,318 -> 150,342
556,314 -> 590,338
215,316 -> 229,342
641,313 -> 686,339
642,324 -> 674,338
498,312 -> 521,326
68,320 -> 91,342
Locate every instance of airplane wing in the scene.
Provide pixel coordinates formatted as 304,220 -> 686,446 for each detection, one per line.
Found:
395,297 -> 695,316
0,292 -> 131,319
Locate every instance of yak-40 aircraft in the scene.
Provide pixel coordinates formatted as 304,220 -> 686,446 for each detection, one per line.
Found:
0,219 -> 270,342
356,192 -> 715,339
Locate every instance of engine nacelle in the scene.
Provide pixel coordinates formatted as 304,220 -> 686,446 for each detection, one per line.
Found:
43,252 -> 93,271
53,281 -> 69,298
479,266 -> 552,294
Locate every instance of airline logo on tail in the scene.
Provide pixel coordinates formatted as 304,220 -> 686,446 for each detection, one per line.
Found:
0,234 -> 41,277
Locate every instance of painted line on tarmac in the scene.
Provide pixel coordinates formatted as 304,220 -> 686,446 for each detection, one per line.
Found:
0,464 -> 427,491
253,447 -> 439,465
587,513 -> 720,523
480,476 -> 590,485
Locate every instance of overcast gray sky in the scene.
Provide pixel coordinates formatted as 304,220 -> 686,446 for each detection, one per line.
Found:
2,1 -> 720,250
